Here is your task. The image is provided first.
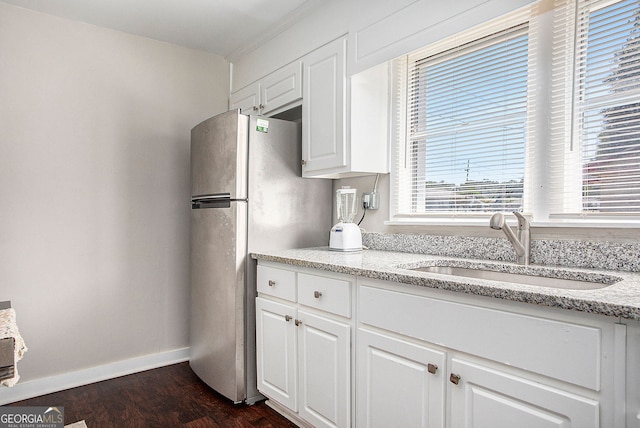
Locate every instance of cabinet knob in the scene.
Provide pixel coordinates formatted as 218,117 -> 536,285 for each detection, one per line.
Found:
295,319 -> 302,326
427,363 -> 438,375
284,315 -> 292,322
449,373 -> 461,385
259,104 -> 264,110
301,159 -> 307,166
268,280 -> 276,287
252,106 -> 259,111
314,291 -> 322,299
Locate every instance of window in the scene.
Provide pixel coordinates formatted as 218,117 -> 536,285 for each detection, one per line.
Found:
574,0 -> 640,213
391,0 -> 640,225
406,25 -> 528,215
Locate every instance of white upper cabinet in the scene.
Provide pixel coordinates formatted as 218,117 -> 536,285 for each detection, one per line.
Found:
230,61 -> 302,116
302,37 -> 347,176
348,0 -> 536,75
229,83 -> 260,115
302,37 -> 389,178
261,61 -> 302,115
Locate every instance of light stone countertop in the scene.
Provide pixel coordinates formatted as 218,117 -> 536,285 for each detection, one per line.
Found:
251,247 -> 640,321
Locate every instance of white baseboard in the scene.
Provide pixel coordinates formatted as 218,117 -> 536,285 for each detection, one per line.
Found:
0,347 -> 190,405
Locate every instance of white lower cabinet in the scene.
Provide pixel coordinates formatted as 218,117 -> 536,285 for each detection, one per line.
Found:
356,279 -> 621,428
256,297 -> 298,411
256,263 -> 353,428
448,358 -> 598,428
257,263 -> 626,427
357,327 -> 600,428
298,309 -> 350,427
357,328 -> 446,428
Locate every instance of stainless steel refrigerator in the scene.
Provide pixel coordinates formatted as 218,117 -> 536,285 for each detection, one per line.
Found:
189,109 -> 331,404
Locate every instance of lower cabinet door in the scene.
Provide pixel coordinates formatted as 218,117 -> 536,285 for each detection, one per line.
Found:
297,309 -> 351,428
256,297 -> 298,412
449,358 -> 599,428
356,328 -> 446,428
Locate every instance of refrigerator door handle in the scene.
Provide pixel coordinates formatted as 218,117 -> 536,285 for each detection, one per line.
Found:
192,193 -> 232,209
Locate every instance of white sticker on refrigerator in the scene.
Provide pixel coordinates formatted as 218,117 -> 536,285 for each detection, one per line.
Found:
256,119 -> 269,133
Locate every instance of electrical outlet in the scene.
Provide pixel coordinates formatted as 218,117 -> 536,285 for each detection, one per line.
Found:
362,192 -> 379,210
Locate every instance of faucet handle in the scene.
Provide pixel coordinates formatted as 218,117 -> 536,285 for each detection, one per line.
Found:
513,212 -> 529,230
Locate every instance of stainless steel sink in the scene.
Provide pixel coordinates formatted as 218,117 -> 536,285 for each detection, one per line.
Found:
410,265 -> 619,290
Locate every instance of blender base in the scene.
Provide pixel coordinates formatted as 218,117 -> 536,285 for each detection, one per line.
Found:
329,222 -> 362,252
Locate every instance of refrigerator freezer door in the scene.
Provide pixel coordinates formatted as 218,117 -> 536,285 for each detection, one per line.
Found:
189,201 -> 248,403
191,110 -> 249,200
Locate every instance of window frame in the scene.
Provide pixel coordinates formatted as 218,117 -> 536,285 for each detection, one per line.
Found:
388,0 -> 640,228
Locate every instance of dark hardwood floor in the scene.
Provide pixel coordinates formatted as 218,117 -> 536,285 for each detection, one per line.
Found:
9,362 -> 297,428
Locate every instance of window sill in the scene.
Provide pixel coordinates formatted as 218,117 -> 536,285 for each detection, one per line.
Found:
386,215 -> 640,229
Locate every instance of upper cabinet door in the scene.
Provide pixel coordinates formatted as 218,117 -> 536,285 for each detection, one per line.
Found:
348,0 -> 536,75
229,82 -> 260,115
230,62 -> 302,117
261,61 -> 302,116
302,37 -> 347,177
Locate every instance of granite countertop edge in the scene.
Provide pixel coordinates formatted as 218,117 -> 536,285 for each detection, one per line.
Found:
251,247 -> 640,321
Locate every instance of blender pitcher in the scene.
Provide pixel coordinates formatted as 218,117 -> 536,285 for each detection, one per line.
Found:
329,187 -> 362,251
336,186 -> 357,223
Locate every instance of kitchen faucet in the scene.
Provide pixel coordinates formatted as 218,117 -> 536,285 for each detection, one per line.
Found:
489,212 -> 530,265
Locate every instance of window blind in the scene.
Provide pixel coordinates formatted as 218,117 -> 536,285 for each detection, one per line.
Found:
548,0 -> 580,216
395,17 -> 530,216
553,0 -> 640,215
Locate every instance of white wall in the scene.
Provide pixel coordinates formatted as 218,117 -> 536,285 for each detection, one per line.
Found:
0,3 -> 228,392
229,0 -> 349,92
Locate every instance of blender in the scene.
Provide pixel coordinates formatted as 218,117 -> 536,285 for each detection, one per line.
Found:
329,187 -> 362,252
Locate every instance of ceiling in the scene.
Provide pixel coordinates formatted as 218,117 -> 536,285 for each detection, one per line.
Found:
0,0 -> 314,58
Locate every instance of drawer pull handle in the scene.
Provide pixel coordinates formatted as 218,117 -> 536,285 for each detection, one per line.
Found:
284,315 -> 292,322
427,363 -> 438,375
449,373 -> 461,385
295,319 -> 302,326
268,280 -> 276,287
314,291 -> 322,299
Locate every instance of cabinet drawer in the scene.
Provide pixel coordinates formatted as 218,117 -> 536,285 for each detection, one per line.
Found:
257,265 -> 296,301
359,285 -> 602,391
298,273 -> 351,318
